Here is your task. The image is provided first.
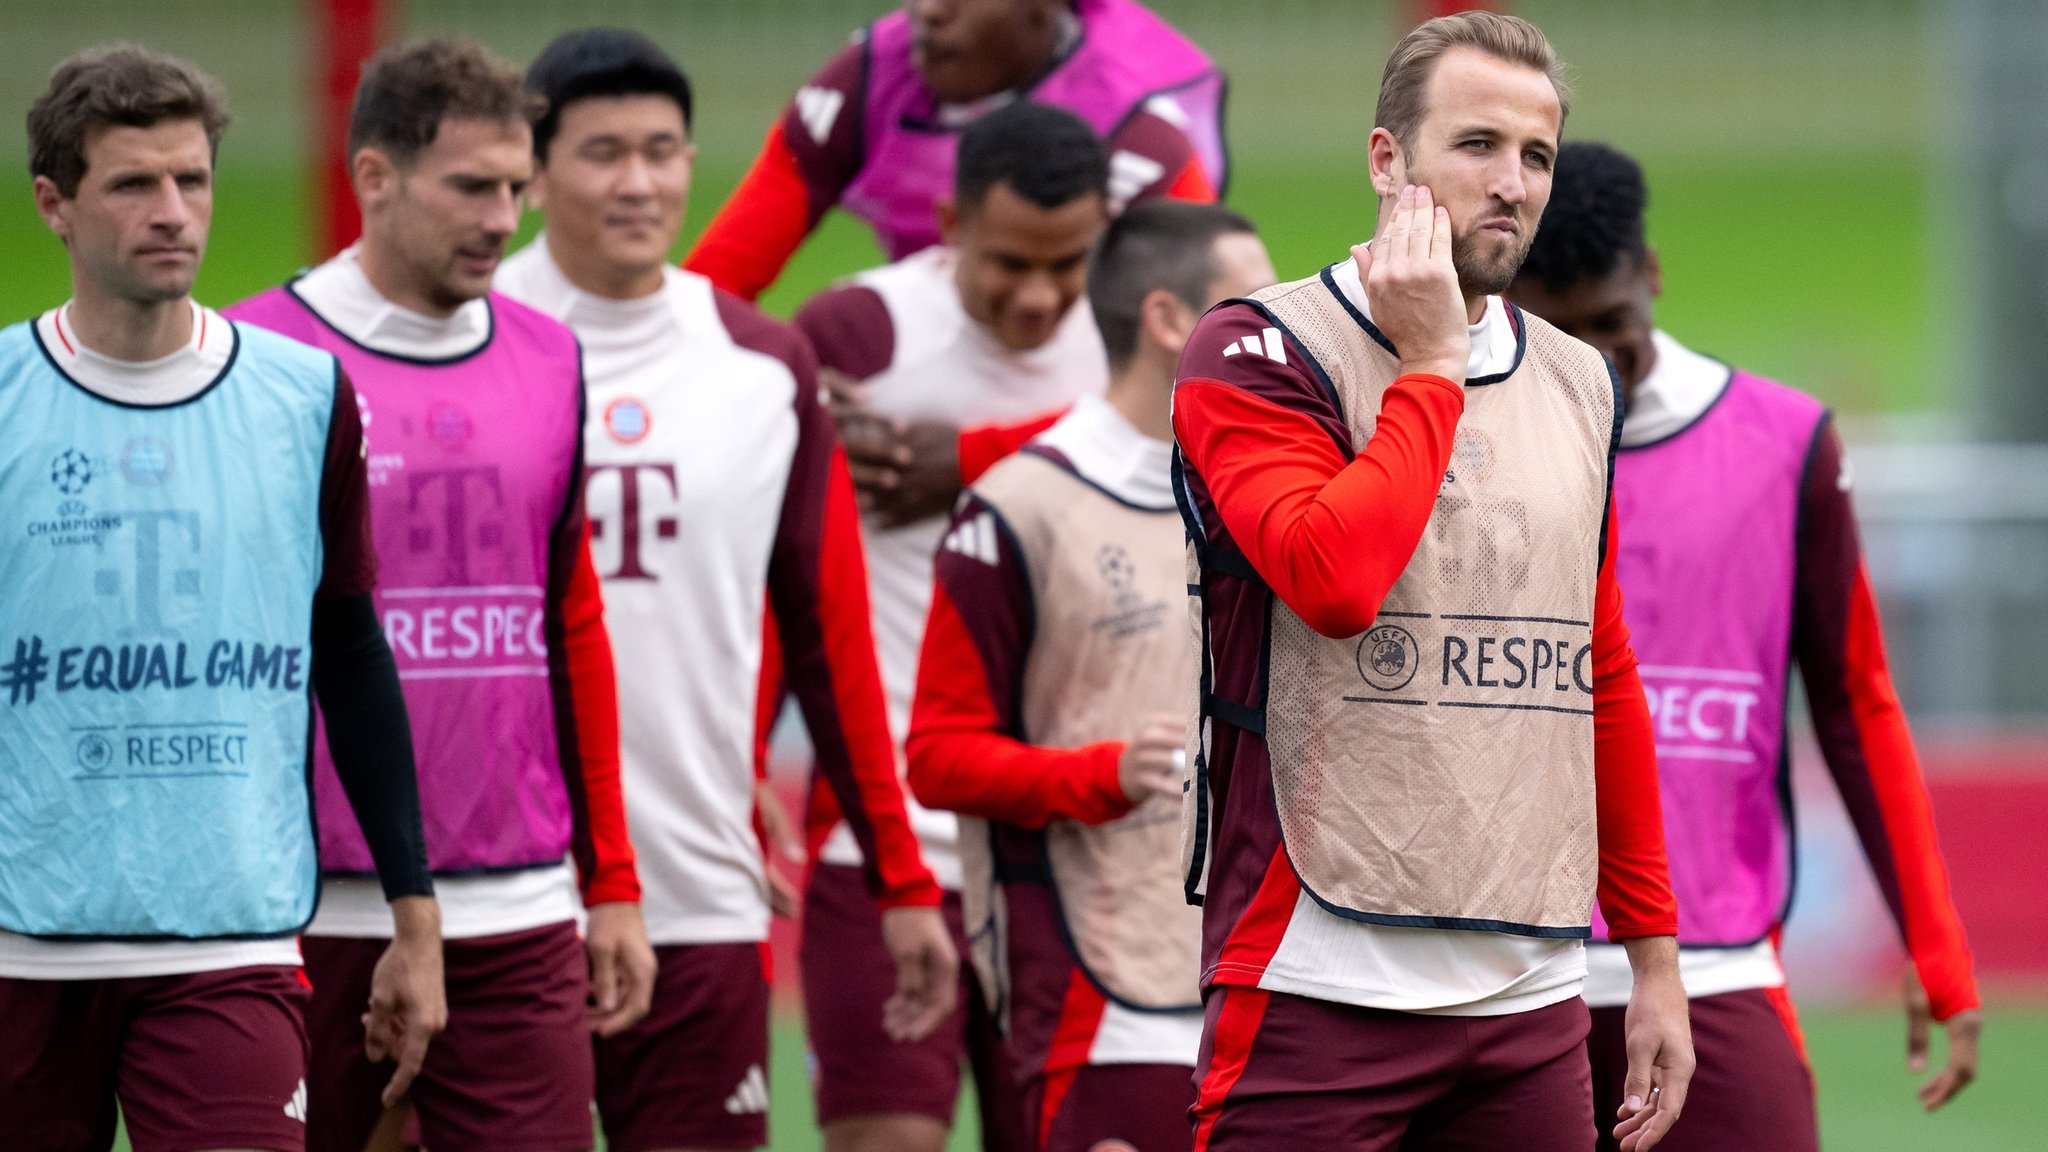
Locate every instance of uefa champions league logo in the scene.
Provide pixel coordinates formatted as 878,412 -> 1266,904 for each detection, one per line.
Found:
50,449 -> 93,496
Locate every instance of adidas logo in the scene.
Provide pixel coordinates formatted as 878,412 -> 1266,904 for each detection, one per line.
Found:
1221,327 -> 1285,363
943,512 -> 1000,566
724,1064 -> 770,1115
283,1078 -> 308,1123
1108,149 -> 1167,213
1143,93 -> 1190,129
795,87 -> 845,146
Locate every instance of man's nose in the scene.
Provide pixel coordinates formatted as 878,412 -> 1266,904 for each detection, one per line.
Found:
482,184 -> 521,236
147,175 -> 193,231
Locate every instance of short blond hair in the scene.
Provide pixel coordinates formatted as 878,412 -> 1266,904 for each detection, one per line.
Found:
1374,11 -> 1570,150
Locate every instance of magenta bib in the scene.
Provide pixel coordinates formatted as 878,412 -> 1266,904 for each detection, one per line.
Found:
844,0 -> 1226,260
1599,370 -> 1827,945
227,287 -> 583,874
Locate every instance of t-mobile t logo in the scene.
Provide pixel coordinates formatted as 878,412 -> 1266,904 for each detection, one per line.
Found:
406,467 -> 505,585
585,462 -> 678,581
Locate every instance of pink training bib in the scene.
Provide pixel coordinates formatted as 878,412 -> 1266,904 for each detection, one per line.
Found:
1599,370 -> 1827,945
843,0 -> 1226,261
228,286 -> 584,874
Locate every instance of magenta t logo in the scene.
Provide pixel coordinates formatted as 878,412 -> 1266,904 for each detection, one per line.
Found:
406,467 -> 504,585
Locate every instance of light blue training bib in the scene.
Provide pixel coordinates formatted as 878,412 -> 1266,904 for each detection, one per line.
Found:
0,318 -> 335,939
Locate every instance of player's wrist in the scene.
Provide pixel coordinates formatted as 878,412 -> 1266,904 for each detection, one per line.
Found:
387,894 -> 441,946
1396,359 -> 1466,388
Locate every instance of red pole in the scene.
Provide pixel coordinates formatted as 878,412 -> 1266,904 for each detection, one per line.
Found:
313,0 -> 390,260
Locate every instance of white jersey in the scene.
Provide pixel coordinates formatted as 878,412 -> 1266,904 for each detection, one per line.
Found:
798,247 -> 1109,888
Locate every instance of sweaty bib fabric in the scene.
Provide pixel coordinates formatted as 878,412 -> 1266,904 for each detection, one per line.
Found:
0,320 -> 334,938
1189,271 -> 1619,937
960,449 -> 1203,1012
1603,369 -> 1825,945
227,286 -> 583,875
845,0 -> 1226,260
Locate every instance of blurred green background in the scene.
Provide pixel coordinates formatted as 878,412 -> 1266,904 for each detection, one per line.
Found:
5,1 -> 2038,1148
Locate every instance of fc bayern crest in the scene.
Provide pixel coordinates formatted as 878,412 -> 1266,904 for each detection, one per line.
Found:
605,397 -> 652,444
1355,623 -> 1420,692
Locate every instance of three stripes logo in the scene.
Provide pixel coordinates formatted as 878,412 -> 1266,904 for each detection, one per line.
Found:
283,1079 -> 308,1123
1107,149 -> 1167,212
942,511 -> 1000,566
1221,327 -> 1286,363
724,1064 -> 770,1115
795,86 -> 845,146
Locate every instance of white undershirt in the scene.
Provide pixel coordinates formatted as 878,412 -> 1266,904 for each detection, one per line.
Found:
1033,392 -> 1176,509
290,248 -> 581,941
0,300 -> 304,980
1618,329 -> 1733,448
1584,329 -> 1783,1005
34,300 -> 233,403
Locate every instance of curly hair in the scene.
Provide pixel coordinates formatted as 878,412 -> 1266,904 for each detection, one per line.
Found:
1517,140 -> 1649,294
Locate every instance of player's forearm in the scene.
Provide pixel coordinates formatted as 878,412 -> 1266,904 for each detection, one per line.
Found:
549,532 -> 641,907
1174,374 -> 1464,637
908,725 -> 1129,829
312,593 -> 433,900
682,124 -> 815,301
1590,517 -> 1680,938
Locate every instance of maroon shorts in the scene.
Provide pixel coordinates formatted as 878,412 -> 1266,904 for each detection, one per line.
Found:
1191,987 -> 1593,1152
594,940 -> 772,1151
1588,988 -> 1815,1152
1024,1063 -> 1196,1152
0,964 -> 310,1152
801,862 -> 1029,1151
302,921 -> 594,1152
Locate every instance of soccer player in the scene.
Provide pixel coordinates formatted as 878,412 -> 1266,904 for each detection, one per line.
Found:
1171,14 -> 1693,1151
907,201 -> 1275,1152
2,46 -> 444,1152
495,29 -> 958,1152
227,39 -> 652,1152
792,102 -> 1113,1152
685,0 -> 1226,304
1507,140 -> 1984,1152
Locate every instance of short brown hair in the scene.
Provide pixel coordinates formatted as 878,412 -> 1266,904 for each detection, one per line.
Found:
348,38 -> 544,166
1374,12 -> 1571,151
28,46 -> 230,198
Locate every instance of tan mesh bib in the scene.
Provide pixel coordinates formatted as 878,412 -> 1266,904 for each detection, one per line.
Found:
1249,273 -> 1617,935
959,450 -> 1204,1010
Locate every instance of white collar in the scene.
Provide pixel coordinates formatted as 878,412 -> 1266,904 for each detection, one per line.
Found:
293,244 -> 492,360
36,299 -> 233,405
1326,255 -> 1520,381
1031,392 -> 1176,510
1621,329 -> 1731,447
496,235 -> 713,344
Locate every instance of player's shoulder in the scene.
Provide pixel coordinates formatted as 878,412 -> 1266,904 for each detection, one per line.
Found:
227,312 -> 340,382
803,35 -> 868,97
794,281 -> 894,380
486,289 -> 581,356
705,280 -> 814,377
1180,294 -> 1315,384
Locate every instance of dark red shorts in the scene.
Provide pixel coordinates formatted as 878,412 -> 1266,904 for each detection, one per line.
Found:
1191,987 -> 1593,1152
302,921 -> 594,1152
0,964 -> 310,1152
1024,1063 -> 1196,1152
594,940 -> 772,1151
801,862 -> 1028,1151
1588,988 -> 1815,1152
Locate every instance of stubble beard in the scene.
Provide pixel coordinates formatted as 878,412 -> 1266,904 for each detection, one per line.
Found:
1451,221 -> 1536,298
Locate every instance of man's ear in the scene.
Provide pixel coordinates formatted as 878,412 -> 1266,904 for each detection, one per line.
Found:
937,196 -> 962,247
1644,246 -> 1663,300
525,165 -> 550,212
1139,287 -> 1199,359
1366,127 -> 1404,200
32,175 -> 72,243
352,147 -> 397,213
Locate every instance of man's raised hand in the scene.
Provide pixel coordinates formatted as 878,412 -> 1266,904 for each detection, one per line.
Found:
1357,183 -> 1469,385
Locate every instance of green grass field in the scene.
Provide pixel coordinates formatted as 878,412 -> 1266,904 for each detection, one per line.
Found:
98,1002 -> 2048,1150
